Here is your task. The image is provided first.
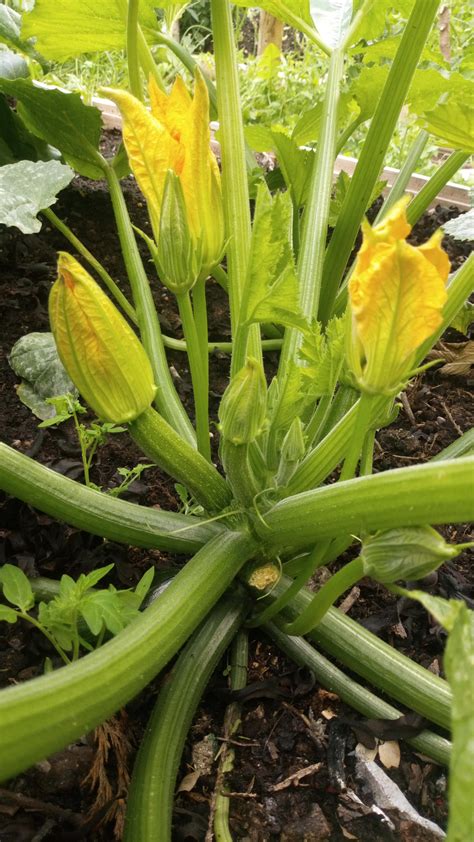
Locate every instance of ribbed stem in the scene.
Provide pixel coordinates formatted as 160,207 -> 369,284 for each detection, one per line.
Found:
103,163 -> 195,445
319,0 -> 440,322
210,0 -> 261,373
339,392 -> 375,481
220,440 -> 259,508
277,48 -> 345,383
266,626 -> 450,765
177,291 -> 210,460
129,407 -> 231,512
123,592 -> 247,842
0,443 -> 221,554
0,532 -> 256,782
407,150 -> 469,227
260,458 -> 474,551
127,0 -> 142,100
376,130 -> 429,220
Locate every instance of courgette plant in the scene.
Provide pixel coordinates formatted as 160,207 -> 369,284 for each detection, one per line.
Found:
0,2 -> 473,840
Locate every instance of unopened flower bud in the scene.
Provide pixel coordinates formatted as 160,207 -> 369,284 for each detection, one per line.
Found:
50,253 -> 157,423
219,358 -> 267,445
361,526 -> 460,584
157,170 -> 201,294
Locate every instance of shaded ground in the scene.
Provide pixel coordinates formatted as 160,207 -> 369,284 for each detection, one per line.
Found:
0,142 -> 472,840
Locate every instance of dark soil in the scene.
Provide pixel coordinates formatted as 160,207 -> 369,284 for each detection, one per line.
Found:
0,134 -> 472,841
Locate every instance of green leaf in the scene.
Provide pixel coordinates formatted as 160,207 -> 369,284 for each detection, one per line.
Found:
82,591 -> 124,635
0,159 -> 73,234
0,605 -> 17,624
0,79 -> 103,178
420,101 -> 474,152
0,45 -> 29,80
0,564 -> 34,613
350,0 -> 414,43
133,567 -> 155,605
243,184 -> 307,331
232,0 -> 313,31
443,210 -> 474,243
80,564 -> 115,592
450,301 -> 474,338
292,90 -> 356,146
0,5 -> 36,58
0,95 -> 52,165
299,315 -> 346,397
309,0 -> 353,49
21,0 -> 158,62
9,332 -> 77,419
445,603 -> 474,842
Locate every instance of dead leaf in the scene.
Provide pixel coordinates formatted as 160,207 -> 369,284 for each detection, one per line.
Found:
177,770 -> 201,793
379,740 -> 401,769
355,742 -> 378,762
322,708 -> 337,720
429,340 -> 474,376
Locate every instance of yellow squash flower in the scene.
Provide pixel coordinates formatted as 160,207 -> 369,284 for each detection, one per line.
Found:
347,198 -> 450,395
103,72 -> 224,277
50,253 -> 156,423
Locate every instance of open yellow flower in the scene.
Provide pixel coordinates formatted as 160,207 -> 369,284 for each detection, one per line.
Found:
50,253 -> 156,423
347,198 -> 450,395
103,72 -> 224,278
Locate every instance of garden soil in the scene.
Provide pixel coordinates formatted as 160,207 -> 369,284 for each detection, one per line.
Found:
0,133 -> 473,841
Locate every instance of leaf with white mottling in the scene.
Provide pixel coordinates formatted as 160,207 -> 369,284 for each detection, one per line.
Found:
9,332 -> 76,419
0,159 -> 73,233
443,210 -> 474,243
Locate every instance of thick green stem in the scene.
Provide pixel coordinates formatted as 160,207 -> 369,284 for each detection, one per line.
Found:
260,458 -> 474,551
127,0 -> 142,100
192,278 -> 211,449
319,0 -> 440,322
0,443 -> 221,553
177,291 -> 211,460
103,163 -> 195,445
42,208 -> 138,324
339,392 -> 375,481
129,408 -> 231,512
281,557 -> 364,635
123,592 -> 247,842
0,532 -> 256,782
210,0 -> 261,373
407,150 -> 470,227
161,334 -> 283,353
277,48 -> 345,383
116,0 -> 164,91
266,626 -> 450,765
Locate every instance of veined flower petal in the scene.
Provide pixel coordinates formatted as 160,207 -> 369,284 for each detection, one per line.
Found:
348,199 -> 449,394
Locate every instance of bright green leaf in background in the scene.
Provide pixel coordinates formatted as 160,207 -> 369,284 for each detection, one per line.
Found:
0,79 -> 103,178
420,101 -> 474,153
350,0 -> 414,43
21,0 -> 158,62
9,332 -> 77,420
232,0 -> 315,36
0,159 -> 73,234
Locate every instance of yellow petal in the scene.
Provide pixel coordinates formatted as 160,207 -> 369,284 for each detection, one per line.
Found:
103,87 -> 184,234
149,74 -> 191,143
356,198 -> 412,274
349,239 -> 447,392
418,229 -> 451,282
51,254 -> 156,422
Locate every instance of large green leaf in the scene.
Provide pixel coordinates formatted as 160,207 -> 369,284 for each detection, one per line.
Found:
0,159 -> 73,233
292,90 -> 356,145
242,185 -> 306,331
309,0 -> 353,49
9,332 -> 77,420
0,79 -> 103,177
421,101 -> 474,153
21,0 -> 158,62
350,0 -> 415,43
0,94 -> 52,165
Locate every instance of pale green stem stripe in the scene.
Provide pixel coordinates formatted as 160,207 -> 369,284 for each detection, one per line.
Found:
319,0 -> 440,322
406,150 -> 470,227
376,130 -> 429,219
